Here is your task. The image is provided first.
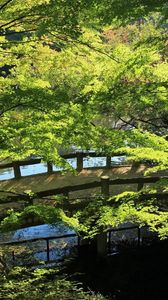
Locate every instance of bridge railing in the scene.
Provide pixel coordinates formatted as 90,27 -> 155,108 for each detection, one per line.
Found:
33,174 -> 168,198
0,225 -> 157,264
1,174 -> 168,207
0,152 -> 128,180
0,233 -> 80,262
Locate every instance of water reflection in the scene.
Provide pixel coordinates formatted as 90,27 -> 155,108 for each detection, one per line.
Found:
0,224 -> 78,263
83,156 -> 106,168
20,163 -> 48,176
0,167 -> 14,180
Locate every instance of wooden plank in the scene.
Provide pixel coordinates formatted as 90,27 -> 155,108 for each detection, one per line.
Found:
139,193 -> 168,201
37,180 -> 100,197
0,163 -> 13,169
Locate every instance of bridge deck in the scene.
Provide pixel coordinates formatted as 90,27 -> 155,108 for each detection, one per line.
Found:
0,164 -> 149,195
1,164 -> 168,225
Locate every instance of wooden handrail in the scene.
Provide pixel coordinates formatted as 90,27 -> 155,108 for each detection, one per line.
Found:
1,175 -> 168,203
0,152 -> 127,180
35,176 -> 168,197
0,158 -> 42,169
0,225 -> 142,246
0,152 -> 126,169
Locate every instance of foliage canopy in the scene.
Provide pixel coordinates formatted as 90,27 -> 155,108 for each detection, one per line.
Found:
0,0 -> 168,241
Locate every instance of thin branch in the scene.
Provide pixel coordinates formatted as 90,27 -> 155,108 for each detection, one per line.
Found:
0,103 -> 23,117
0,0 -> 13,11
117,116 -> 138,129
0,101 -> 52,117
0,15 -> 27,30
0,14 -> 42,30
20,103 -> 49,114
133,117 -> 168,129
90,121 -> 96,127
129,113 -> 167,129
74,39 -> 120,63
49,31 -> 120,63
0,157 -> 10,163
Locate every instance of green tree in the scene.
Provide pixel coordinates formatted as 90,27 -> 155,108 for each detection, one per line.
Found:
0,0 -> 168,239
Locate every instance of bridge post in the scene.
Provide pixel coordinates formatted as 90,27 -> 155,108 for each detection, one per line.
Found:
76,152 -> 83,172
13,162 -> 21,179
63,191 -> 69,208
137,182 -> 144,191
12,251 -> 15,261
106,156 -> 111,169
101,176 -> 110,197
97,176 -> 110,257
137,227 -> 141,247
97,231 -> 108,257
46,239 -> 50,262
47,162 -> 53,173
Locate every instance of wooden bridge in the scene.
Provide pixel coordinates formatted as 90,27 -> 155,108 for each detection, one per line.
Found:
0,152 -> 168,258
0,152 -> 168,217
0,152 -> 168,194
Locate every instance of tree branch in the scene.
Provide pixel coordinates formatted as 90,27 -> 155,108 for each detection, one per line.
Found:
0,15 -> 27,30
131,115 -> 168,129
0,101 -> 53,117
0,0 -> 13,11
117,116 -> 138,129
49,31 -> 120,63
0,14 -> 42,30
0,103 -> 23,117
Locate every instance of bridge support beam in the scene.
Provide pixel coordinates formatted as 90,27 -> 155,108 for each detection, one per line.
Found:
47,162 -> 53,173
101,176 -> 110,197
63,191 -> 69,209
106,156 -> 111,169
96,176 -> 110,257
77,152 -> 83,172
13,162 -> 21,179
137,182 -> 144,191
97,232 -> 107,257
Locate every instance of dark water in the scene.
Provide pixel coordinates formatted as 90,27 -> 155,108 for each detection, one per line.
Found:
1,223 -> 78,263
